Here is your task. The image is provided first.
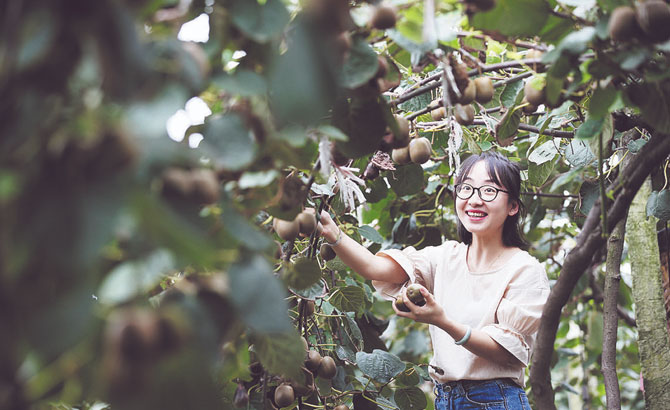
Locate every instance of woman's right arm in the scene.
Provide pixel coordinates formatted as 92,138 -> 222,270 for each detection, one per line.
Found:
318,210 -> 408,284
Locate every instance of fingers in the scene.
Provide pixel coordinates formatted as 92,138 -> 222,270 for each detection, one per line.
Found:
319,210 -> 334,226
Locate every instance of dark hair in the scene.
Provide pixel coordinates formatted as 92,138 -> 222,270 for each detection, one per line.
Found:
453,151 -> 529,250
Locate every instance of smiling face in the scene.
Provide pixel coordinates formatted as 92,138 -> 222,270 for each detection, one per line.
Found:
455,160 -> 519,242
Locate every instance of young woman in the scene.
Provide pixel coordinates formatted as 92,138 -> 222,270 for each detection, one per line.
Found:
318,151 -> 549,409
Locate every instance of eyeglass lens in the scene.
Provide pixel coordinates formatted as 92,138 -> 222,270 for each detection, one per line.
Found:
456,184 -> 499,201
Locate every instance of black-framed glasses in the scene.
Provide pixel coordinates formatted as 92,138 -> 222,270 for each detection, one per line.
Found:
455,183 -> 509,202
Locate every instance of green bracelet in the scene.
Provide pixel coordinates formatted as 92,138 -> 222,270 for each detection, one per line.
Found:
454,326 -> 471,346
325,227 -> 342,247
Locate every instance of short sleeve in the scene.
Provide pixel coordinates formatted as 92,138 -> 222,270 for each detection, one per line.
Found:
481,278 -> 550,366
371,245 -> 441,300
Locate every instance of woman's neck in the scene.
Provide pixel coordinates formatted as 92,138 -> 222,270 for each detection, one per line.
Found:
467,236 -> 508,272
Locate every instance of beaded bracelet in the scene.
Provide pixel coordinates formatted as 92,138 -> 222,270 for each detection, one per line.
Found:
325,227 -> 342,247
454,326 -> 472,346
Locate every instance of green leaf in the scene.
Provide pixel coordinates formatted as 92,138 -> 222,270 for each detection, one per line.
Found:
203,113 -> 256,171
495,108 -> 522,143
625,80 -> 670,133
355,349 -> 405,384
318,125 -> 349,141
528,160 -> 555,187
500,79 -> 524,108
212,69 -> 267,97
230,0 -> 290,43
556,27 -> 596,55
229,255 -> 292,333
576,117 -> 605,139
358,225 -> 384,244
588,85 -> 618,119
545,75 -> 564,108
578,180 -> 600,216
284,258 -> 323,290
339,36 -> 379,89
394,386 -> 428,410
652,190 -> 670,220
329,286 -> 366,313
336,344 -> 357,363
98,249 -> 175,305
585,310 -> 603,353
627,138 -> 647,153
470,0 -> 551,37
395,365 -> 421,387
645,191 -> 658,217
563,139 -> 595,167
365,177 -> 390,204
388,164 -> 425,196
253,330 -> 304,380
291,279 -> 327,300
220,201 -> 273,251
344,312 -> 364,350
528,140 -> 558,165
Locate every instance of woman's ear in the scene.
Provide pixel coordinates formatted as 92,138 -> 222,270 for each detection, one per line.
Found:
508,200 -> 519,216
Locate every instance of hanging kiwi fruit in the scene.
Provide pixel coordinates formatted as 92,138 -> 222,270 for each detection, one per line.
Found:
524,77 -> 546,107
608,6 -> 642,42
459,80 -> 477,104
370,4 -> 397,30
273,218 -> 300,241
454,104 -> 475,125
635,0 -> 670,43
521,97 -> 538,114
431,106 -> 447,121
317,356 -> 337,379
304,349 -> 323,372
474,77 -> 494,104
392,115 -> 411,148
320,243 -> 336,261
391,146 -> 411,165
334,405 -> 350,410
274,384 -> 295,408
295,210 -> 317,235
409,137 -> 432,164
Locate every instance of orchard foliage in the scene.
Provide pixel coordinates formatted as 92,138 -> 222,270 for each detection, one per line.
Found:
2,0 -> 670,409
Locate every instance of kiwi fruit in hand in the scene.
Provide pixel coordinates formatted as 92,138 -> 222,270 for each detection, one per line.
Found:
406,283 -> 426,306
394,297 -> 410,312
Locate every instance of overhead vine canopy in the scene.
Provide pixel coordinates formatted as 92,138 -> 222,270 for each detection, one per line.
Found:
2,0 -> 670,409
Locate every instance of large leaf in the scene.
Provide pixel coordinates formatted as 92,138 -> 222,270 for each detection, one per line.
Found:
229,255 -> 292,333
339,36 -> 379,89
230,0 -> 290,43
388,164 -> 425,196
283,257 -> 323,290
202,113 -> 256,171
562,139 -> 595,167
625,80 -> 670,133
355,349 -> 405,384
329,286 -> 366,313
648,189 -> 670,220
588,84 -> 618,119
576,117 -> 605,140
470,0 -> 551,37
358,225 -> 385,244
500,79 -> 524,108
394,386 -> 427,410
252,331 -> 304,380
220,200 -> 273,251
495,108 -> 521,145
528,159 -> 555,187
212,70 -> 267,97
528,140 -> 559,165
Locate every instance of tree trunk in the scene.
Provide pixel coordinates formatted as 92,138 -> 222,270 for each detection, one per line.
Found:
602,218 -> 625,409
625,178 -> 670,409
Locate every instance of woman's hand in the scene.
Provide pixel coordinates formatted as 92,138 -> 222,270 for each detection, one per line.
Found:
392,284 -> 445,326
317,209 -> 340,244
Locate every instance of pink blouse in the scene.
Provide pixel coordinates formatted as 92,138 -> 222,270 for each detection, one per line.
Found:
374,240 -> 550,387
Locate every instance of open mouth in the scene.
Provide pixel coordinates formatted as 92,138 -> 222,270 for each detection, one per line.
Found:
466,210 -> 487,218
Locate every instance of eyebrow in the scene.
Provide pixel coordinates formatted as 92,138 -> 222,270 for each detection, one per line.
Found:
463,177 -> 497,184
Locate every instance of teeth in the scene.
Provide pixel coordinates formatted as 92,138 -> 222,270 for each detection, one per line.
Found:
467,211 -> 486,217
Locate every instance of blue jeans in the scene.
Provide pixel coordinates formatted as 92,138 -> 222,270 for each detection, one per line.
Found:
434,379 -> 532,409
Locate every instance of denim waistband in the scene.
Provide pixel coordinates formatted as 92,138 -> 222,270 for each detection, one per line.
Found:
433,378 -> 517,396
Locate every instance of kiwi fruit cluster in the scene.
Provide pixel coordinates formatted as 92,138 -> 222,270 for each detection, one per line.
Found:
392,137 -> 432,165
273,209 -> 319,242
394,283 -> 427,312
608,1 -> 670,44
161,167 -> 220,205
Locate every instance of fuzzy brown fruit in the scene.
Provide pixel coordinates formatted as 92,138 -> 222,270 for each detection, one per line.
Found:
635,0 -> 670,43
274,384 -> 295,408
299,299 -> 315,317
296,211 -> 317,235
454,104 -> 475,126
301,336 -> 309,351
273,218 -> 300,241
370,5 -> 397,30
393,115 -> 411,148
375,56 -> 389,79
474,77 -> 494,104
320,243 -> 336,261
608,6 -> 641,42
524,79 -> 545,107
318,356 -> 337,379
521,98 -> 538,114
406,283 -> 426,306
409,137 -> 432,164
459,80 -> 477,104
391,146 -> 411,165
431,106 -> 447,121
290,367 -> 315,396
190,169 -> 220,204
334,406 -> 350,410
363,162 -> 380,180
305,349 -> 323,372
394,297 -> 410,312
